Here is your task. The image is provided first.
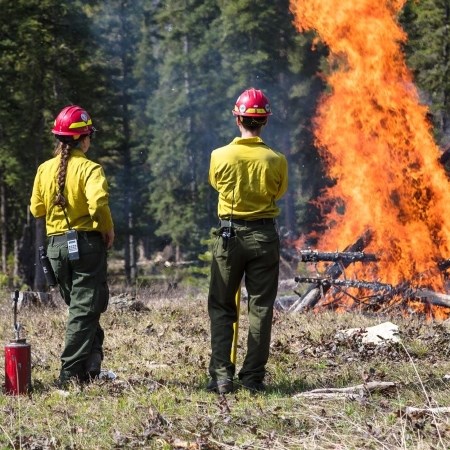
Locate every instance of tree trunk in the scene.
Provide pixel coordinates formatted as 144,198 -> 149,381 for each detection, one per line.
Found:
129,210 -> 137,281
119,0 -> 135,285
13,239 -> 18,278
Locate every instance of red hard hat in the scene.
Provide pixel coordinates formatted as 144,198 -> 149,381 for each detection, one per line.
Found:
52,105 -> 93,136
232,88 -> 272,117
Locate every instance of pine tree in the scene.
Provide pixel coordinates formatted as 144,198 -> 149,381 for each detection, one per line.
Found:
400,0 -> 450,147
217,0 -> 327,237
89,0 -> 155,283
146,0 -> 222,260
0,0 -> 99,288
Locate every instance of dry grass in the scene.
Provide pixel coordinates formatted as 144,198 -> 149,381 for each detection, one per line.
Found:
1,285 -> 450,449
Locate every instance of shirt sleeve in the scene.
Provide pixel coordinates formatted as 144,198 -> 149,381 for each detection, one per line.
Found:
275,154 -> 288,200
84,165 -> 114,232
208,152 -> 218,190
30,168 -> 46,218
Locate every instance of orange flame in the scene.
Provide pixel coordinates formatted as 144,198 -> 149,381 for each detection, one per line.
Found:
290,1 -> 450,293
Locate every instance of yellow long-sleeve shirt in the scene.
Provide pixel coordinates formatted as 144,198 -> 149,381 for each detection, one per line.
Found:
209,136 -> 288,219
30,149 -> 114,235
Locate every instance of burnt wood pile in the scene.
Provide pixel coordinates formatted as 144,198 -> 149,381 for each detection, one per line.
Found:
290,230 -> 450,313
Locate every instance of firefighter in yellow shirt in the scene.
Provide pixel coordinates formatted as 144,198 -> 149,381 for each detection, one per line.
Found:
207,88 -> 288,394
30,105 -> 114,386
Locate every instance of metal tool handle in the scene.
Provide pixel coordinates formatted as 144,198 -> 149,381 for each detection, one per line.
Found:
13,290 -> 20,340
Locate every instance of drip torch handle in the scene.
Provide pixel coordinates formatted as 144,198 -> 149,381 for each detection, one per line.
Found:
13,289 -> 20,340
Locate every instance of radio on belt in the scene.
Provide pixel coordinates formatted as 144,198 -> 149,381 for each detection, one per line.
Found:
66,229 -> 80,260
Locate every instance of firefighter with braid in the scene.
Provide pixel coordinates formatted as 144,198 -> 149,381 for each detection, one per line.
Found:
30,105 -> 114,386
207,88 -> 288,394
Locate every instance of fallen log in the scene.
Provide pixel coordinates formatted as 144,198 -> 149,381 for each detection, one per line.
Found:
413,289 -> 450,308
401,406 -> 450,418
293,381 -> 396,400
11,291 -> 56,310
290,229 -> 374,312
294,276 -> 395,293
293,278 -> 450,309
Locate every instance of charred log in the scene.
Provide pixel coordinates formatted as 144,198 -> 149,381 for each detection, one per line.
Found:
295,276 -> 396,293
290,229 -> 374,312
438,259 -> 450,271
299,250 -> 378,263
413,289 -> 450,308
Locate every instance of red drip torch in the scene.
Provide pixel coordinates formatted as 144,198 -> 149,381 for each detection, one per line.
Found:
4,290 -> 32,395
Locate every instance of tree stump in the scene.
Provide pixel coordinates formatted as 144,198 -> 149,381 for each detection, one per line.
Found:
11,291 -> 56,310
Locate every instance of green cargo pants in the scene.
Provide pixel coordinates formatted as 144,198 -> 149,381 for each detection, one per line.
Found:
208,220 -> 280,384
47,231 -> 109,383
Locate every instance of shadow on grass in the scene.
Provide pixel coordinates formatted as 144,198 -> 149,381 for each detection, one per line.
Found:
266,378 -> 316,396
194,375 -> 316,397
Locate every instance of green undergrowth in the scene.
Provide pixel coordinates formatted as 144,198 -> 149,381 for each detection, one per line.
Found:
1,288 -> 450,449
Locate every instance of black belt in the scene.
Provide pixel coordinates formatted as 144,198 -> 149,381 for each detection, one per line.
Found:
220,218 -> 275,228
48,231 -> 102,244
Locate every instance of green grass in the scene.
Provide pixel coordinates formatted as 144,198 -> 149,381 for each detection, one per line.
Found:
1,287 -> 450,449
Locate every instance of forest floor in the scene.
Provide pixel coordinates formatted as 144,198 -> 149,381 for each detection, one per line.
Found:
1,285 -> 450,449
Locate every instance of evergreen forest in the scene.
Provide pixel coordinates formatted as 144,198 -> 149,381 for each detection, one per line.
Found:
1,0 -> 449,290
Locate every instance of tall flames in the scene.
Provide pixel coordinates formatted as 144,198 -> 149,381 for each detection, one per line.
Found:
290,1 -> 450,296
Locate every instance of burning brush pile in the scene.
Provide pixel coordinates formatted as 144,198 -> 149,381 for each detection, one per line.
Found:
289,0 -> 450,318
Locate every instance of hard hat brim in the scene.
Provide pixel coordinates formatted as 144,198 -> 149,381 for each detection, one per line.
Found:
232,110 -> 272,117
51,128 -> 91,136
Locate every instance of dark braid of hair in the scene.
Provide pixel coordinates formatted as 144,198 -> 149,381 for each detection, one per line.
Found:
53,141 -> 71,208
